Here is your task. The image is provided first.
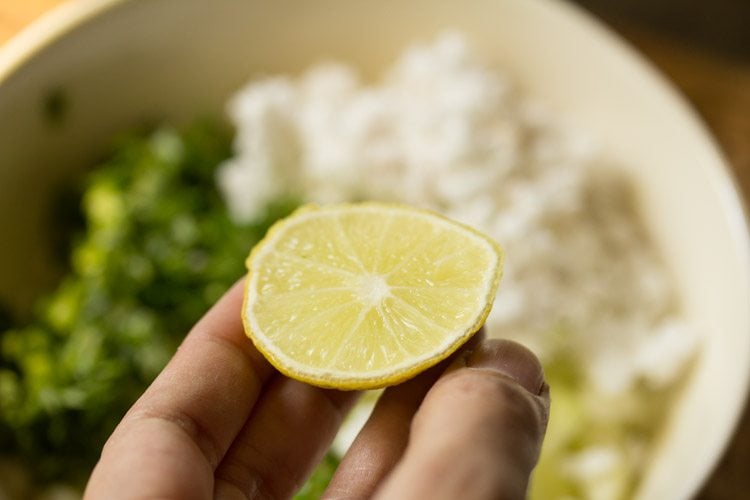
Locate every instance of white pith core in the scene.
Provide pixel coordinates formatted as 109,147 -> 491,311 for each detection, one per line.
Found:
358,274 -> 390,306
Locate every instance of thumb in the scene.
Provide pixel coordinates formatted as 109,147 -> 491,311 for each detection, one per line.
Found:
374,339 -> 550,500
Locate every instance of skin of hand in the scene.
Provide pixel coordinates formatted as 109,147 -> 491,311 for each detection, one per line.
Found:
84,280 -> 550,500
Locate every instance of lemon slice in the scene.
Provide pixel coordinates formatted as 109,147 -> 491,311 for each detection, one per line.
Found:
242,202 -> 504,389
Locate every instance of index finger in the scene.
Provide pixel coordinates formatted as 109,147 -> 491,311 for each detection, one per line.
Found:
85,279 -> 274,498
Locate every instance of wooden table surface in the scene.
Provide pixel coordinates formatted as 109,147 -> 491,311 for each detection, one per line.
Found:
2,1 -> 749,499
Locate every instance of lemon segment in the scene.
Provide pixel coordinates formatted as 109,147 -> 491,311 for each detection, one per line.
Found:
242,202 -> 504,389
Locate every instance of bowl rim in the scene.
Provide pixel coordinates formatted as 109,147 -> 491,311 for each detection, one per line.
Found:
540,6 -> 750,493
1,0 -> 749,495
0,0 -> 124,82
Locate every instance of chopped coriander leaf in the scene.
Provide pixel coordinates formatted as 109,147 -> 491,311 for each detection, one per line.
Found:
0,121 -> 299,485
42,87 -> 70,127
294,453 -> 340,500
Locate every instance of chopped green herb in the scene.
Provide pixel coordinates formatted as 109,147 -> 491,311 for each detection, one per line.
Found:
294,453 -> 340,500
42,87 -> 70,127
0,121 -> 299,485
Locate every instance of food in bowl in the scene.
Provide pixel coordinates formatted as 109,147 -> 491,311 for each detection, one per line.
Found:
0,122 -> 297,495
0,33 -> 698,499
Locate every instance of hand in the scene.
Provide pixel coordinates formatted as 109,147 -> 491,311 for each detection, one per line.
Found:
85,280 -> 550,499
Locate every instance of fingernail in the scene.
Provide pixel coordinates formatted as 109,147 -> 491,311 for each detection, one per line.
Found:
464,340 -> 545,395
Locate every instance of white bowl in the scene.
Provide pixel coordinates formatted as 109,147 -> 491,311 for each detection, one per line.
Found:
1,0 -> 748,498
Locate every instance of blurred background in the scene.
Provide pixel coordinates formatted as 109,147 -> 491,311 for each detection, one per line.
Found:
1,0 -> 748,498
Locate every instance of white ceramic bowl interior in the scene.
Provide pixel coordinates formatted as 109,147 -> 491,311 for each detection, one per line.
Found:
1,0 -> 748,498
